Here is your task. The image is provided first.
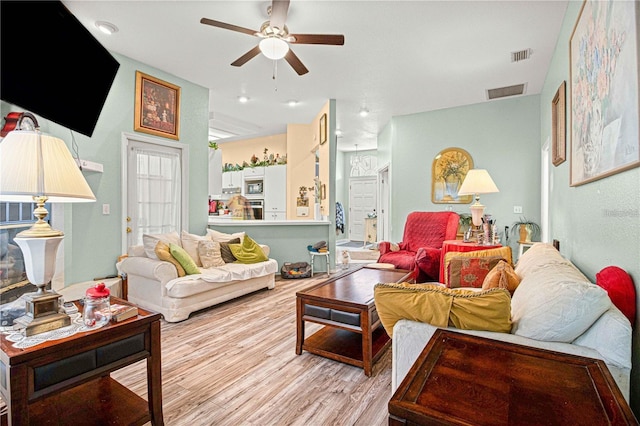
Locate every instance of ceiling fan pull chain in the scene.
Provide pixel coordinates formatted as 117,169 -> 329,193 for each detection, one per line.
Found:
272,60 -> 278,91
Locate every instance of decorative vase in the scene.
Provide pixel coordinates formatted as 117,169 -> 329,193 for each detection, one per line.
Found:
443,175 -> 460,200
314,203 -> 321,220
519,224 -> 532,243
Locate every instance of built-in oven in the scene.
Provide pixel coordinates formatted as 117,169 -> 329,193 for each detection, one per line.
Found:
244,178 -> 264,198
248,199 -> 264,220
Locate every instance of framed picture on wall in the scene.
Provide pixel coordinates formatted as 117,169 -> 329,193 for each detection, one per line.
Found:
552,81 -> 566,166
134,71 -> 181,140
569,0 -> 639,186
431,147 -> 474,204
319,113 -> 327,145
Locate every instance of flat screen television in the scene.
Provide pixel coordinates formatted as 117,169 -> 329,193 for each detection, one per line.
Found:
1,1 -> 120,137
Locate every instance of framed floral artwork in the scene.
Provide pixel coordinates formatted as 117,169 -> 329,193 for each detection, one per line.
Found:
134,71 -> 181,140
569,0 -> 639,186
431,147 -> 474,204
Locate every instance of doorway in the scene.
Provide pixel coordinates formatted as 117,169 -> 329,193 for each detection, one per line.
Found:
121,133 -> 189,253
348,176 -> 377,242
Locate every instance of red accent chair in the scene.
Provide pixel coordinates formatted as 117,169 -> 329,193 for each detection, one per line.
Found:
378,211 -> 460,282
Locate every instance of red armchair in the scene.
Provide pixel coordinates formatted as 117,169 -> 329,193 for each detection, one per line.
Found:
378,211 -> 460,282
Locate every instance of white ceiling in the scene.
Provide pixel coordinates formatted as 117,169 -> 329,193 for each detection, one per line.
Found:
63,0 -> 569,152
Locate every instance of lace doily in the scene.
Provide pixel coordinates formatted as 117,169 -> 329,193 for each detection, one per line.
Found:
2,313 -> 107,349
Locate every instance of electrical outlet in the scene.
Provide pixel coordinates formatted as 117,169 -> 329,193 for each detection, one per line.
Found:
513,205 -> 523,214
102,204 -> 110,215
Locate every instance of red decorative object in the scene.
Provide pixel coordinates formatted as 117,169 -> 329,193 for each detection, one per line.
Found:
1,112 -> 23,137
378,211 -> 459,282
596,266 -> 636,325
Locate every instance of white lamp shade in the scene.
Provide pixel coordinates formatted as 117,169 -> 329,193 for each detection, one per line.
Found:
0,130 -> 96,202
259,37 -> 289,60
458,169 -> 499,196
14,235 -> 63,285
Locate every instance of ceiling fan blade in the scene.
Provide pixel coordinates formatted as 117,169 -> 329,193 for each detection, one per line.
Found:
269,0 -> 290,31
200,18 -> 257,37
231,46 -> 262,67
284,49 -> 309,76
289,33 -> 345,45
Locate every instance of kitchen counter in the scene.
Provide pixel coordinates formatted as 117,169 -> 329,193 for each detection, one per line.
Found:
208,216 -> 330,226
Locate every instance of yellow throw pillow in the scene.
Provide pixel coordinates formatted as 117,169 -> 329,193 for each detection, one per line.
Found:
229,235 -> 269,264
154,241 -> 186,277
482,260 -> 521,294
374,282 -> 512,338
198,240 -> 225,269
169,243 -> 200,275
443,246 -> 513,287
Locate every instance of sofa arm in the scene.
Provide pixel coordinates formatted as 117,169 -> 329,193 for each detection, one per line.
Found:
119,256 -> 178,286
415,247 -> 441,281
379,241 -> 392,255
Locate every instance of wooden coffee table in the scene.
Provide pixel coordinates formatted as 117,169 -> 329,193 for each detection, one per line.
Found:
389,329 -> 637,425
295,265 -> 412,376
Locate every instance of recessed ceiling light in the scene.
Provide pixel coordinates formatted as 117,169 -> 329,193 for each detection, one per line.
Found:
238,95 -> 249,103
95,21 -> 118,35
359,107 -> 369,117
287,100 -> 298,107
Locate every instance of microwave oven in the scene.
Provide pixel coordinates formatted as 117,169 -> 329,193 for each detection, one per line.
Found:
246,181 -> 263,195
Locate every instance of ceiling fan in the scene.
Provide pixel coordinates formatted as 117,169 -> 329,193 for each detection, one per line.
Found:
200,0 -> 344,76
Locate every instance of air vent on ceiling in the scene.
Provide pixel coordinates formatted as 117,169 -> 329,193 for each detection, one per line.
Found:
486,83 -> 527,100
511,48 -> 532,62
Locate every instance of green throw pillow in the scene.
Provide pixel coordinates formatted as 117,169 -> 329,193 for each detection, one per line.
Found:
169,243 -> 200,275
229,235 -> 268,264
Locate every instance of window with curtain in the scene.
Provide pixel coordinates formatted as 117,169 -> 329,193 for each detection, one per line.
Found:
131,145 -> 181,246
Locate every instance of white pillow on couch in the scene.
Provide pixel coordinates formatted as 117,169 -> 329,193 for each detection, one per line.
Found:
142,231 -> 182,259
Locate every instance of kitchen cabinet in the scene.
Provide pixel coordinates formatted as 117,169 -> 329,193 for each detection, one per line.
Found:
243,166 -> 264,178
222,171 -> 243,189
264,165 -> 286,219
208,148 -> 222,197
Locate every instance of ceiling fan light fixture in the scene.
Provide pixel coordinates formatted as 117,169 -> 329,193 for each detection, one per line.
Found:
259,37 -> 289,60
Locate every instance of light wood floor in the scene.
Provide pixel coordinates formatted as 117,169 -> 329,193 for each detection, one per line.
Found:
111,270 -> 392,426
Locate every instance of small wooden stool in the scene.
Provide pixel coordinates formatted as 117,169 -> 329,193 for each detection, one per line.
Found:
309,251 -> 330,276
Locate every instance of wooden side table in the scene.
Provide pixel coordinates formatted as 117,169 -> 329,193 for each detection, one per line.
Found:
0,297 -> 163,425
389,329 -> 637,425
439,240 -> 501,283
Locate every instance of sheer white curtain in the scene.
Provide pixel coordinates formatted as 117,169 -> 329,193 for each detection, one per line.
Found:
132,145 -> 181,245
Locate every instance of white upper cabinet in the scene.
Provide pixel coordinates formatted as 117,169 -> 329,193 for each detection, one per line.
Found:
264,165 -> 287,214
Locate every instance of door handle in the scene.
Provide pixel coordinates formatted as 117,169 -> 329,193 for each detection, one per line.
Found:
126,227 -> 131,233
126,216 -> 131,222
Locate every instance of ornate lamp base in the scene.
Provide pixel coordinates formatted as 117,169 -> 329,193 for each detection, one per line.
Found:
15,291 -> 71,336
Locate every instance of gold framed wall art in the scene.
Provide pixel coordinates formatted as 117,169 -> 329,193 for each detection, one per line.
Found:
431,147 -> 474,204
134,71 -> 181,140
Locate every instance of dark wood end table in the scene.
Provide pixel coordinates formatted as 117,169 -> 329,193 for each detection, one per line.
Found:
296,265 -> 412,376
0,296 -> 163,425
389,329 -> 637,425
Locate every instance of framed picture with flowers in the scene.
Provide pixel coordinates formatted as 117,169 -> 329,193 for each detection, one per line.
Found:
431,147 -> 474,204
569,0 -> 639,186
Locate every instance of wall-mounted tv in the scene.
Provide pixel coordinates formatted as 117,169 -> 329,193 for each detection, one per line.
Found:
1,1 -> 120,137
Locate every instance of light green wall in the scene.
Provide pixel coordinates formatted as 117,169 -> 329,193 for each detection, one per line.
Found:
541,1 -> 640,414
386,95 -> 541,255
1,52 -> 209,285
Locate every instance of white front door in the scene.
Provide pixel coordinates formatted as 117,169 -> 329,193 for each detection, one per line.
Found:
121,133 -> 189,253
348,176 -> 377,242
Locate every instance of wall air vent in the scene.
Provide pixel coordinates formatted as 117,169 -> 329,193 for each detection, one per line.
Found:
511,48 -> 532,62
486,83 -> 527,100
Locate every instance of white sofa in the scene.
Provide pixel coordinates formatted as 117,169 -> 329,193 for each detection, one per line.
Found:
118,231 -> 278,322
391,243 -> 632,401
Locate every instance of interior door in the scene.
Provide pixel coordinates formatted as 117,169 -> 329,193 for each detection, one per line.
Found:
348,176 -> 377,242
122,133 -> 188,252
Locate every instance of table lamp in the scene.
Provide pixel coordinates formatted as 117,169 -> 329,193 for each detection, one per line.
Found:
458,169 -> 499,228
0,113 -> 96,335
